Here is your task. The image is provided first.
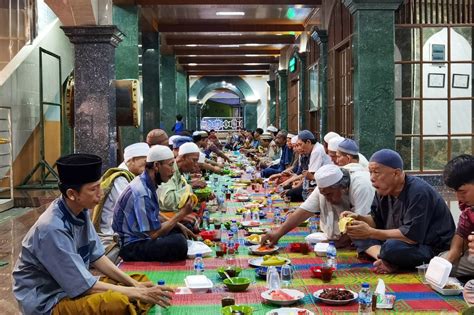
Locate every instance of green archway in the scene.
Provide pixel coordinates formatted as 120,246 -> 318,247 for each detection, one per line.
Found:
189,76 -> 259,130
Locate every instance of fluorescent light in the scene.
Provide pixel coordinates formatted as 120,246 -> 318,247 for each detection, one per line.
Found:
244,43 -> 260,47
245,54 -> 259,57
188,63 -> 198,66
216,11 -> 245,16
219,45 -> 239,48
186,44 -> 197,47
189,55 -> 197,57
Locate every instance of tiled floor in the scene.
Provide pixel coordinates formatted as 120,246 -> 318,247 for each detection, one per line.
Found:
0,189 -> 462,314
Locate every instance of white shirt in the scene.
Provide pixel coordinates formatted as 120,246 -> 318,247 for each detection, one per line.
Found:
358,153 -> 369,168
299,163 -> 374,239
308,142 -> 332,173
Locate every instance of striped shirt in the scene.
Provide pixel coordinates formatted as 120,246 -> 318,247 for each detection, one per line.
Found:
112,171 -> 161,247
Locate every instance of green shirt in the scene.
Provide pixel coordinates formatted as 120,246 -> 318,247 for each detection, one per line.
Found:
157,162 -> 189,213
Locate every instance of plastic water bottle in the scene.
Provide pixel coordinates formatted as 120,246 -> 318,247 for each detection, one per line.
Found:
220,226 -> 228,243
266,266 -> 281,290
227,233 -> 236,265
230,219 -> 239,237
263,181 -> 269,194
302,179 -> 309,200
326,241 -> 337,270
358,283 -> 372,314
156,280 -> 169,315
193,253 -> 204,275
202,209 -> 210,230
267,195 -> 273,212
309,217 -> 318,233
273,208 -> 281,226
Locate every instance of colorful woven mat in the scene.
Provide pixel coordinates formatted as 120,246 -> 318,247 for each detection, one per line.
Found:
120,188 -> 469,314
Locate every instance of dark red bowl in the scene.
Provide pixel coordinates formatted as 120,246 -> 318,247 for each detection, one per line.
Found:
200,230 -> 217,241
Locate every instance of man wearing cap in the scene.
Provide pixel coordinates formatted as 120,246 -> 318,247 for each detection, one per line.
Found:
13,154 -> 174,315
158,142 -> 203,217
113,145 -> 193,262
342,149 -> 455,273
171,136 -> 193,157
193,131 -> 228,169
92,142 -> 149,250
323,131 -> 341,154
260,130 -> 294,178
441,154 -> 474,277
199,130 -> 231,163
336,138 -> 369,168
146,129 -> 169,147
327,136 -> 344,164
261,164 -> 374,250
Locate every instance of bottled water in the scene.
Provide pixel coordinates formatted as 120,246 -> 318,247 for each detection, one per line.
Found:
267,195 -> 273,212
302,179 -> 309,200
156,280 -> 169,315
273,208 -> 281,226
230,219 -> 239,237
243,210 -> 252,222
202,209 -> 210,230
220,226 -> 228,243
226,233 -> 236,265
308,217 -> 318,233
358,283 -> 372,314
193,253 -> 205,275
263,181 -> 269,194
326,241 -> 337,270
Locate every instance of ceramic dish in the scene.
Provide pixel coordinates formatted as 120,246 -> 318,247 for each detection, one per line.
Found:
247,227 -> 270,235
241,220 -> 261,228
261,289 -> 305,306
248,256 -> 290,268
313,289 -> 358,305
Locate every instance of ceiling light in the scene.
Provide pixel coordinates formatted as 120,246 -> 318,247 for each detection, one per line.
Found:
216,11 -> 245,16
188,63 -> 197,66
245,43 -> 260,47
219,45 -> 239,48
186,44 -> 197,47
189,55 -> 197,57
245,54 -> 259,57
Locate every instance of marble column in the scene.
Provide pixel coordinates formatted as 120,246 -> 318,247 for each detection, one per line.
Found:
267,80 -> 276,125
244,103 -> 257,130
343,0 -> 403,156
113,6 -> 140,147
176,70 -> 188,128
61,25 -> 122,171
312,29 -> 329,138
160,54 -> 177,134
142,32 -> 160,134
278,70 -> 288,130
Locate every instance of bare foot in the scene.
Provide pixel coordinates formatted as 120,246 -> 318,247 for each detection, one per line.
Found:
373,259 -> 398,274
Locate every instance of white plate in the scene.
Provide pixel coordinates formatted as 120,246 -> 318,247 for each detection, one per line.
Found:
247,227 -> 270,235
237,195 -> 251,202
305,232 -> 328,244
261,289 -> 305,306
313,289 -> 358,305
265,308 -> 314,315
248,256 -> 291,267
248,244 -> 279,256
242,220 -> 261,228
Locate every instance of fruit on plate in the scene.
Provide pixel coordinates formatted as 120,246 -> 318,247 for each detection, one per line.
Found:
247,234 -> 261,243
270,289 -> 296,301
262,255 -> 287,266
203,239 -> 214,246
178,185 -> 199,208
338,217 -> 354,234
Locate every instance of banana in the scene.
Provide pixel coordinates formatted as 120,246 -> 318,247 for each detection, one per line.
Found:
261,256 -> 286,266
178,185 -> 199,209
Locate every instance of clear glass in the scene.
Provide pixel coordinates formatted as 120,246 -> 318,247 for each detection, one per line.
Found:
280,264 -> 292,288
266,266 -> 281,290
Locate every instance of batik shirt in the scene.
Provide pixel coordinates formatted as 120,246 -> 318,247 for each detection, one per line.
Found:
13,197 -> 104,315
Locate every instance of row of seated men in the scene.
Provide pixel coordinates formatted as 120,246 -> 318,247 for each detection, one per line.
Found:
11,126 -> 474,314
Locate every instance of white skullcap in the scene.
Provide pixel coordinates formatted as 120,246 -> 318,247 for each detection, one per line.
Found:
315,164 -> 343,189
287,133 -> 295,138
124,142 -> 149,163
198,152 -> 205,163
192,131 -> 201,137
291,135 -> 298,144
261,132 -> 273,140
266,125 -> 278,133
178,142 -> 200,156
169,135 -> 180,146
328,136 -> 345,152
323,131 -> 340,144
147,145 -> 174,162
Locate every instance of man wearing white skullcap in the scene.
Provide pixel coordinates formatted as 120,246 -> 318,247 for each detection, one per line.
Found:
327,136 -> 345,164
113,145 -> 193,262
323,131 -> 340,153
158,142 -> 205,220
92,142 -> 150,250
261,164 -> 375,254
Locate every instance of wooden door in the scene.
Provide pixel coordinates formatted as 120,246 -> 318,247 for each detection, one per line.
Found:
288,79 -> 299,132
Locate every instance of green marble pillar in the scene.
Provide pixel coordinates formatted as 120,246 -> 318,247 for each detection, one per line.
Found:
113,5 -> 140,147
142,32 -> 160,135
278,70 -> 288,130
188,104 -> 198,131
244,104 -> 257,130
343,0 -> 403,156
267,80 -> 276,124
176,70 -> 188,130
160,54 -> 177,134
312,30 -> 328,138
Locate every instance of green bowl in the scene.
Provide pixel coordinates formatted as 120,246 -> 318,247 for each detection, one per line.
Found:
222,277 -> 251,292
221,305 -> 253,315
194,188 -> 212,200
217,266 -> 242,279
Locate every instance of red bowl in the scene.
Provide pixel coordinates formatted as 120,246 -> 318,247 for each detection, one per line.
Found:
310,266 -> 322,278
200,230 -> 217,241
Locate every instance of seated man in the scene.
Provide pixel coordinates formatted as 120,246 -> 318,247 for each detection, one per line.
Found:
344,149 -> 455,273
13,154 -> 173,315
261,130 -> 294,178
336,138 -> 369,168
113,145 -> 193,262
146,128 -> 169,147
442,154 -> 474,277
92,142 -> 149,248
261,164 -> 374,251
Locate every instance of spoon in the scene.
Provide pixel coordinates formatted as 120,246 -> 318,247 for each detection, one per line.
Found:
224,271 -> 234,284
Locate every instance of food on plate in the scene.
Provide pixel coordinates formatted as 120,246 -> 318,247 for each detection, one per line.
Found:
338,216 -> 354,234
203,239 -> 214,247
247,234 -> 261,243
194,187 -> 213,200
256,244 -> 275,251
261,255 -> 287,266
319,288 -> 354,301
270,289 -> 295,301
444,284 -> 462,289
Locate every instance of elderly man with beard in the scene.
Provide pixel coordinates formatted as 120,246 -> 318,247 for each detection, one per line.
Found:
342,149 -> 455,273
113,145 -> 194,262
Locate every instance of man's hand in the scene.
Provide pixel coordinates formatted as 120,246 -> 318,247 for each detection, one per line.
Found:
292,179 -> 301,188
340,211 -> 359,220
260,230 -> 281,247
177,223 -> 197,240
135,281 -> 155,288
268,174 -> 280,181
179,198 -> 194,216
133,286 -> 174,308
346,220 -> 373,239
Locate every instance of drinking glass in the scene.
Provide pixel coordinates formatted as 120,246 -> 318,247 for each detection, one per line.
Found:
266,266 -> 281,290
281,264 -> 292,288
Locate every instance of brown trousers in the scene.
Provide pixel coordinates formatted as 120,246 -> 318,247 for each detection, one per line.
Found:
52,274 -> 152,315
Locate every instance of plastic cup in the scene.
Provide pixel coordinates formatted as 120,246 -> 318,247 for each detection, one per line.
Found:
321,264 -> 333,282
417,264 -> 429,284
